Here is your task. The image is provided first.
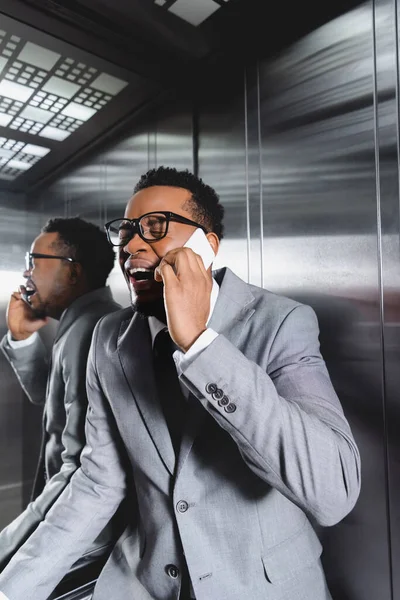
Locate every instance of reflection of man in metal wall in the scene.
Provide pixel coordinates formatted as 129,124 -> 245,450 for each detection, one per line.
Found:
0,168 -> 361,600
0,217 -> 122,570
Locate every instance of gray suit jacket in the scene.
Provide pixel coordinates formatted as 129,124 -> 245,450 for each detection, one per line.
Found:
0,286 -> 121,570
0,268 -> 361,600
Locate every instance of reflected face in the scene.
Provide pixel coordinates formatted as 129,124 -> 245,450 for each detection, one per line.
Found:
23,232 -> 75,319
120,185 -> 202,308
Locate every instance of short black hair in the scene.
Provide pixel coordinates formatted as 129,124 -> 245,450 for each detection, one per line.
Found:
41,217 -> 115,289
133,166 -> 225,239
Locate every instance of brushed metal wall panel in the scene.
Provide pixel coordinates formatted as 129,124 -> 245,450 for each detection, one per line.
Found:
245,64 -> 264,288
197,80 -> 249,282
258,3 -> 390,599
154,101 -> 194,172
375,0 -> 400,597
0,192 -> 43,527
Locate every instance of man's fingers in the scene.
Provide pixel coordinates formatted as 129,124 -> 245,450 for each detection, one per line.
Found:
191,250 -> 208,275
154,261 -> 176,285
11,289 -> 23,302
161,247 -> 207,275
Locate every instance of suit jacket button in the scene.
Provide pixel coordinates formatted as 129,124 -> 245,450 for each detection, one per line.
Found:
166,564 -> 179,578
224,403 -> 237,413
205,383 -> 218,394
218,395 -> 229,406
176,500 -> 189,513
212,388 -> 224,400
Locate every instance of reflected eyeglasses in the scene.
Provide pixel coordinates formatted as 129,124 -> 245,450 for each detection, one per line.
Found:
25,252 -> 78,271
104,211 -> 208,247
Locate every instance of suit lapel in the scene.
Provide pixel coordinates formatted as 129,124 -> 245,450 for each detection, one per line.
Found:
55,287 -> 114,342
117,313 -> 176,476
116,269 -> 255,480
176,268 -> 256,479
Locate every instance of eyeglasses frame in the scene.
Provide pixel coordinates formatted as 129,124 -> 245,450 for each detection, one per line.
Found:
25,252 -> 78,271
104,211 -> 208,247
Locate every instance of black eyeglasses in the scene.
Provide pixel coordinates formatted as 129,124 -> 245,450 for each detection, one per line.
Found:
104,211 -> 208,247
25,252 -> 78,271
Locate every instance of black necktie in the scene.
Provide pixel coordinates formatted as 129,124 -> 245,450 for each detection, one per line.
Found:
153,329 -> 187,456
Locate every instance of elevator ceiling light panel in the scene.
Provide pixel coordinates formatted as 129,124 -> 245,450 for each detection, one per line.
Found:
156,0 -> 230,27
0,137 -> 50,180
0,17 -> 138,183
0,30 -> 128,145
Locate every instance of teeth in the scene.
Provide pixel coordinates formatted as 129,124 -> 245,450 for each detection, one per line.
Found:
128,268 -> 152,275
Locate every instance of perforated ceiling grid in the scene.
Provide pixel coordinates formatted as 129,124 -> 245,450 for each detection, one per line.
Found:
0,29 -> 128,180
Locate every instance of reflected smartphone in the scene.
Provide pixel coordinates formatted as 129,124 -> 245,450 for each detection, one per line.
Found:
183,228 -> 215,270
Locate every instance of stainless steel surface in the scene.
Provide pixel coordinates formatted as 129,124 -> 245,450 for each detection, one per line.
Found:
376,0 -> 400,598
0,192 -> 43,527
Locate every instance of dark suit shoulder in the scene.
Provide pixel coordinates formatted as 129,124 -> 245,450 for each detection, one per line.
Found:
90,307 -> 134,358
70,300 -> 122,332
94,306 -> 133,335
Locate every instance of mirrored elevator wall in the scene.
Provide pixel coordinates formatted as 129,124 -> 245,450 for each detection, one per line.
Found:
2,0 -> 399,597
0,190 -> 43,526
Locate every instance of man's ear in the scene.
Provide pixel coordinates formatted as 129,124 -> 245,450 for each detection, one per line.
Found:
206,232 -> 220,256
69,261 -> 83,284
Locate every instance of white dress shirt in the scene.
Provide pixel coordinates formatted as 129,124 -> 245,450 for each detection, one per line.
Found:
7,330 -> 38,348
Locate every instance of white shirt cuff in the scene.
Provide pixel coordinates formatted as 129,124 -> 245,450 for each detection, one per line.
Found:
0,592 -> 10,600
7,330 -> 38,349
173,328 -> 219,376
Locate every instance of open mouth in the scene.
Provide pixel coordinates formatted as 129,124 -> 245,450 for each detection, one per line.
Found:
127,267 -> 154,281
24,282 -> 37,300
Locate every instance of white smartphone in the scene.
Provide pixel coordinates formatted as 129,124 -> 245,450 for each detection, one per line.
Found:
183,228 -> 215,270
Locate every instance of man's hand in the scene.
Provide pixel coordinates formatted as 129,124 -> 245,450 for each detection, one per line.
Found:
6,286 -> 48,341
154,247 -> 212,352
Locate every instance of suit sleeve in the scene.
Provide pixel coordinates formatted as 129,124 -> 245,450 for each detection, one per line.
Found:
0,321 -> 99,570
0,320 -> 127,600
0,333 -> 48,406
180,304 -> 361,527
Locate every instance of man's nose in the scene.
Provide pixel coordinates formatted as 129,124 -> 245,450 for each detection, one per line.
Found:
23,268 -> 30,279
123,231 -> 148,255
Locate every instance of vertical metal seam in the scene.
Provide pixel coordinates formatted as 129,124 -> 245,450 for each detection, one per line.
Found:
193,99 -> 199,177
395,0 -> 400,240
372,0 -> 394,597
257,61 -> 264,288
155,121 -> 158,168
104,154 -> 107,225
64,182 -> 67,218
147,131 -> 150,172
99,161 -> 103,226
244,66 -> 251,284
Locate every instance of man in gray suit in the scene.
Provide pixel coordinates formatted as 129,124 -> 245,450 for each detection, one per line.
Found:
0,167 -> 360,600
0,217 -> 122,571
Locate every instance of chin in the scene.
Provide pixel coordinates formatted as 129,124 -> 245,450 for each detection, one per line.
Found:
133,295 -> 166,321
31,305 -> 48,320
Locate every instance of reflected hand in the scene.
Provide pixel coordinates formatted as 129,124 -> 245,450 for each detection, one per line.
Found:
154,247 -> 212,352
6,286 -> 48,341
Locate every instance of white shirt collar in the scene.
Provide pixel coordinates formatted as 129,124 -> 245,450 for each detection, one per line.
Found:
148,277 -> 219,347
